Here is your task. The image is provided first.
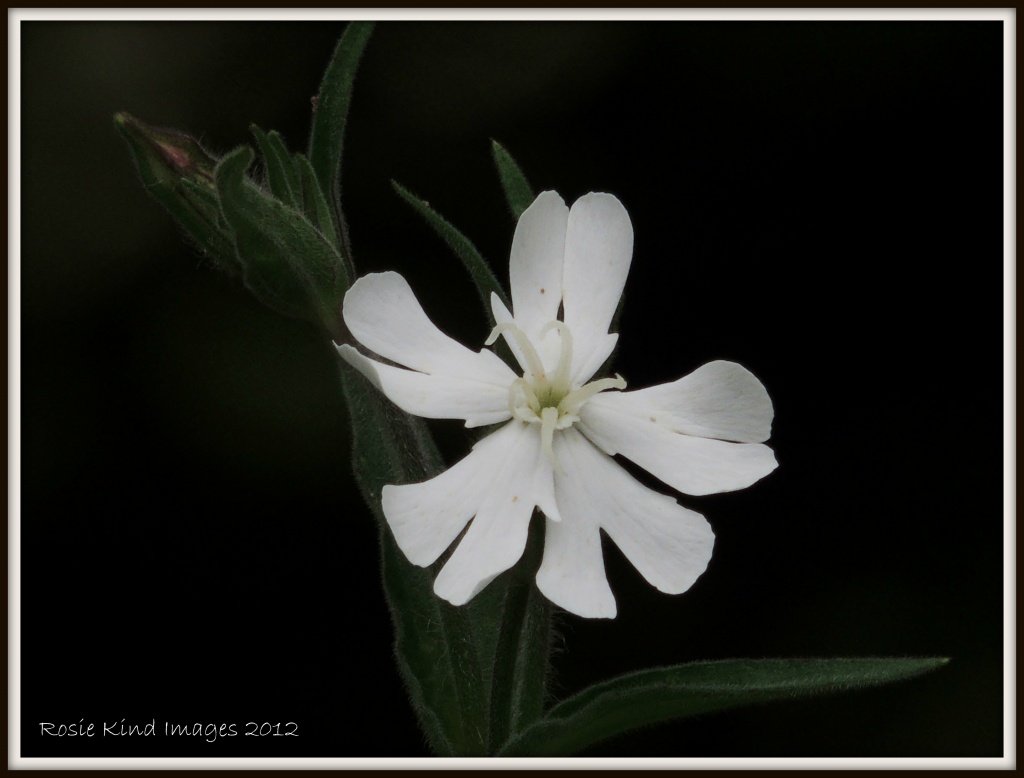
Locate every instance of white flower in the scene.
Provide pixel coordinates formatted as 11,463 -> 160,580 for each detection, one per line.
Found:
337,191 -> 777,618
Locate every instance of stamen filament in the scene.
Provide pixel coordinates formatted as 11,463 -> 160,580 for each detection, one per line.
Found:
491,321 -> 626,472
560,374 -> 627,414
540,406 -> 558,466
541,321 -> 574,394
508,377 -> 540,415
486,322 -> 547,381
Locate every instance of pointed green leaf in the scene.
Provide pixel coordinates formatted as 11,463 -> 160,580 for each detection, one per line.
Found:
214,146 -> 349,334
113,111 -> 237,273
308,20 -> 374,268
250,125 -> 300,209
267,131 -> 302,201
498,657 -> 950,756
391,181 -> 511,324
338,360 -> 490,756
308,20 -> 374,197
491,140 -> 535,220
294,153 -> 341,253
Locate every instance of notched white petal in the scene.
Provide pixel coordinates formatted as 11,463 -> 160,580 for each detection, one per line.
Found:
382,421 -> 524,567
595,474 -> 715,597
337,345 -> 511,427
616,361 -> 775,443
343,271 -> 512,384
548,428 -> 715,605
536,514 -> 616,619
432,493 -> 534,605
561,193 -> 633,381
535,429 -> 624,619
433,423 -> 547,605
509,191 -> 568,338
579,399 -> 778,496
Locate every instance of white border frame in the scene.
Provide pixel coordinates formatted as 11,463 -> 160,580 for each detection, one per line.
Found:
9,7 -> 1015,770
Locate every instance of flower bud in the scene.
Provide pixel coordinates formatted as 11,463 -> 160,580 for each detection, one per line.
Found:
114,111 -> 236,273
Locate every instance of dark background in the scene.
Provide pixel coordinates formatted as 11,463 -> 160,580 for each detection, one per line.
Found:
19,20 -> 1005,759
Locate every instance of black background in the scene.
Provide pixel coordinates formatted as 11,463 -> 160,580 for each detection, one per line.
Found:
19,19 -> 1005,759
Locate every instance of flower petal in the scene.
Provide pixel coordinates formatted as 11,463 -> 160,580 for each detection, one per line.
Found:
343,271 -> 511,384
338,345 -> 512,428
561,193 -> 633,383
509,191 -> 568,340
570,333 -> 618,388
433,422 -> 557,606
592,476 -> 715,598
381,420 -> 526,567
535,430 -> 617,619
535,515 -> 615,619
606,361 -> 774,443
579,396 -> 778,497
546,428 -> 715,602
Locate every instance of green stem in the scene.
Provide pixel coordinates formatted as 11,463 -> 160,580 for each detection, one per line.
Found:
487,516 -> 553,754
339,361 -> 493,755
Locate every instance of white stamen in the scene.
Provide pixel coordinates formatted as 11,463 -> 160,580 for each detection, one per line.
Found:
507,376 -> 540,419
490,321 -> 626,470
560,374 -> 627,415
540,406 -> 558,466
540,321 -> 574,395
555,413 -> 579,429
486,322 -> 547,380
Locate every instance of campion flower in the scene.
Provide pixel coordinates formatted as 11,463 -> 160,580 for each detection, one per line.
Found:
337,191 -> 777,618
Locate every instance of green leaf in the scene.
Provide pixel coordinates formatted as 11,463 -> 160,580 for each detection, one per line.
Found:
214,146 -> 349,335
391,181 -> 511,324
337,359 -> 490,756
250,125 -> 300,209
113,111 -> 236,272
267,131 -> 303,199
491,140 -> 535,220
308,20 -> 374,197
498,657 -> 950,756
308,20 -> 374,267
294,153 -> 341,253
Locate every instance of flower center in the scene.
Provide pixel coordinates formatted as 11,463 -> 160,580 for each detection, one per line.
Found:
485,320 -> 626,463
